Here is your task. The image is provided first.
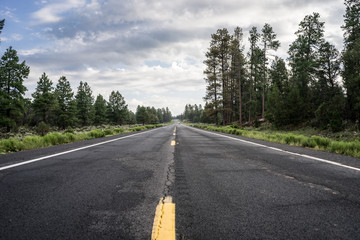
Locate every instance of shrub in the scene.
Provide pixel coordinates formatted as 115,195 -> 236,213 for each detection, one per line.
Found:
65,126 -> 74,134
114,128 -> 124,134
23,136 -> 44,149
87,129 -> 105,138
36,121 -> 50,136
300,137 -> 316,148
43,132 -> 66,146
0,137 -> 25,152
64,133 -> 76,142
104,128 -> 113,135
311,136 -> 331,149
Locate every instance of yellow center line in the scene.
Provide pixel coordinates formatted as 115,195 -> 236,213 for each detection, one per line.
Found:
171,140 -> 176,146
151,196 -> 176,240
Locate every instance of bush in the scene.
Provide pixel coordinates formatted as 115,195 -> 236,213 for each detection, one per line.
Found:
311,136 -> 331,149
130,126 -> 146,132
114,128 -> 124,134
330,111 -> 343,133
65,126 -> 74,134
64,133 -> 76,142
23,136 -> 44,149
104,128 -> 113,135
43,132 -> 67,146
36,121 -> 50,136
87,129 -> 105,138
0,137 -> 25,152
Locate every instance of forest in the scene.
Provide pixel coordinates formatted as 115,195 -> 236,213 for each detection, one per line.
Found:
180,0 -> 359,133
0,21 -> 172,136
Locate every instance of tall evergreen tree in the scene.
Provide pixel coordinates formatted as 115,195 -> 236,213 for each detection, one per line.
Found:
54,76 -> 77,128
288,12 -> 325,120
342,0 -> 360,126
32,73 -> 56,124
203,32 -> 221,125
261,23 -> 280,118
157,108 -> 164,123
230,27 -> 246,125
248,26 -> 262,122
0,19 -> 4,40
217,28 -> 231,125
107,90 -> 128,125
75,81 -> 94,126
136,105 -> 148,125
0,47 -> 30,131
94,94 -> 107,125
266,57 -> 289,126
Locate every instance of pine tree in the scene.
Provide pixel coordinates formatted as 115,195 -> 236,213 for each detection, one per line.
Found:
136,105 -> 148,125
32,73 -> 56,124
157,108 -> 164,123
0,19 -> 4,39
288,12 -> 325,121
107,91 -> 128,125
203,33 -> 221,125
248,27 -> 262,123
0,47 -> 30,131
94,94 -> 107,125
230,27 -> 246,125
75,81 -> 94,126
55,76 -> 77,128
261,23 -> 280,119
342,0 -> 360,126
216,28 -> 231,125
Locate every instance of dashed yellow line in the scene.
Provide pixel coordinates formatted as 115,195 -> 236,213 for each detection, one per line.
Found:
171,140 -> 176,146
151,196 -> 175,240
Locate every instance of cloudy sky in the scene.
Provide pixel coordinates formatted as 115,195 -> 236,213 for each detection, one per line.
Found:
0,0 -> 346,115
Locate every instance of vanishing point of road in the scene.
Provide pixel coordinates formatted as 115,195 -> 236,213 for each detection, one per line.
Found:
1,122 -> 360,239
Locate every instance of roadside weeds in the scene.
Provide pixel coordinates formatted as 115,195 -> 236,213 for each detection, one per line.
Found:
190,124 -> 360,158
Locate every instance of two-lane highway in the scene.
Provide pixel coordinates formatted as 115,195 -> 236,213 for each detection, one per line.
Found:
1,123 -> 360,239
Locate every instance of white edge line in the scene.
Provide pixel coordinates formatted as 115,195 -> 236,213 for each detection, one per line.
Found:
0,128 -> 162,171
187,125 -> 360,173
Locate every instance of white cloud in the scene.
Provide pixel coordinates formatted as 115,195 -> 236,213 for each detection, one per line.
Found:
31,0 -> 86,24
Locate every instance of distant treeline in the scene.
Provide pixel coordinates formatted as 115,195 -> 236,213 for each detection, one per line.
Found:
183,0 -> 359,132
0,29 -> 172,132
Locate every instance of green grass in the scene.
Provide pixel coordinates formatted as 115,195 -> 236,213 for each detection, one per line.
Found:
0,124 -> 166,154
190,124 -> 360,158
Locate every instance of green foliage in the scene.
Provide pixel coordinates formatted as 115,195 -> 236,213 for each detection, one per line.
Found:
330,111 -> 343,133
55,76 -> 77,128
36,121 -> 50,136
65,126 -> 74,134
0,137 -> 25,152
0,19 -> 4,36
136,106 -> 171,125
107,91 -> 128,125
43,132 -> 67,146
87,129 -> 105,138
114,128 -> 124,134
32,73 -> 56,124
103,128 -> 113,135
94,94 -> 108,125
75,81 -> 94,126
0,47 -> 30,131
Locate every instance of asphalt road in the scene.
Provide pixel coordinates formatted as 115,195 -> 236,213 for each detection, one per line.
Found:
1,123 -> 360,239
